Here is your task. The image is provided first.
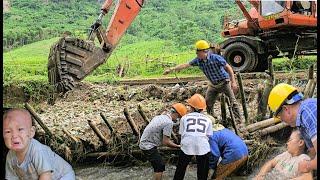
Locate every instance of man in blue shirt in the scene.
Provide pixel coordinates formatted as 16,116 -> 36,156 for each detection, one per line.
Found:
208,123 -> 248,179
268,83 -> 317,174
163,40 -> 248,137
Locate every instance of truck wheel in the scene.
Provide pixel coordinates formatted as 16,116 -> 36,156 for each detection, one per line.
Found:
223,42 -> 257,72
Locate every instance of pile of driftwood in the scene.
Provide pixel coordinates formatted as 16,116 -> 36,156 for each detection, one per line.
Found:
25,63 -> 316,173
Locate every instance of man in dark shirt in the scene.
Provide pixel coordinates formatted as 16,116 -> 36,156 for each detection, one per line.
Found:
163,40 -> 248,137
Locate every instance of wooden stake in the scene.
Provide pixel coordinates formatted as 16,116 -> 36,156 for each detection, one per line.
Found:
220,95 -> 227,122
62,128 -> 80,143
100,112 -> 114,133
226,97 -> 240,136
25,103 -> 53,138
308,80 -> 316,98
85,147 -> 180,159
254,122 -> 289,136
236,72 -> 248,123
87,120 -> 109,145
137,104 -> 150,125
123,107 -> 140,137
246,118 -> 281,133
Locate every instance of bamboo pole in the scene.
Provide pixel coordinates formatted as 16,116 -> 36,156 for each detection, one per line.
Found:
258,56 -> 274,118
226,97 -> 240,136
85,147 -> 180,159
304,64 -> 314,98
62,128 -> 80,143
308,80 -> 316,98
123,107 -> 140,137
137,104 -> 150,125
254,122 -> 289,136
246,118 -> 281,133
220,95 -> 227,121
87,120 -> 109,145
25,103 -> 53,138
236,72 -> 248,123
100,112 -> 114,133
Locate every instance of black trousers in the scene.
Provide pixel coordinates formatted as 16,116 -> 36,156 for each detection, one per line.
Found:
173,150 -> 210,180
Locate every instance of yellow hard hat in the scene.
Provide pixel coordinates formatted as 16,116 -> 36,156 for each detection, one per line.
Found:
268,83 -> 302,115
195,40 -> 210,51
172,103 -> 188,117
187,93 -> 207,110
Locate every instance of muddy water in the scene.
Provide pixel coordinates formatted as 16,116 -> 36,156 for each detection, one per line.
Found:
74,145 -> 286,180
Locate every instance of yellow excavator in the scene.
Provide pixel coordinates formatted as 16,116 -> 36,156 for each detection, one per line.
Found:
48,0 -> 144,92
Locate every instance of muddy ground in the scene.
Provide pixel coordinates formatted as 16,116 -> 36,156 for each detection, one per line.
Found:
3,71 -> 316,178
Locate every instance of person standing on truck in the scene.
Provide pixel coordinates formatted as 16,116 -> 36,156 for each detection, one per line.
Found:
139,103 -> 188,180
268,83 -> 317,174
163,40 -> 248,137
173,94 -> 213,180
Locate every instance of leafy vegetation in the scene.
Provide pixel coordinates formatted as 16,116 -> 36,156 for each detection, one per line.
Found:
4,0 -> 241,51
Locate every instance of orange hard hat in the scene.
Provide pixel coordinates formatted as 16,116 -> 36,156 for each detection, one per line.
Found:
172,103 -> 188,117
187,93 -> 206,110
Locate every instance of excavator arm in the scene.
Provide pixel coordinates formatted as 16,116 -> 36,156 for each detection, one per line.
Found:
48,0 -> 144,92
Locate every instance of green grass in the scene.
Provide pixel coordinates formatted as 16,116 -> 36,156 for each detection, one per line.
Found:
3,37 -> 317,84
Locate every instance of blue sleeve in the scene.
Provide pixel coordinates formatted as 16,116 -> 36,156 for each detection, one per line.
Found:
189,58 -> 199,66
212,54 -> 227,66
301,108 -> 317,140
209,134 -> 220,158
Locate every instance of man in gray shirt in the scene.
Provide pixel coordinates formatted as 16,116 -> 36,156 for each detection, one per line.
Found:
139,103 -> 187,180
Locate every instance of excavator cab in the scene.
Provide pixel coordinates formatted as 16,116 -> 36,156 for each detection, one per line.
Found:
48,0 -> 144,93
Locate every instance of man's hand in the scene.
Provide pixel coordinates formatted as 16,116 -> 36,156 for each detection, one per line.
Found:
163,68 -> 172,75
231,81 -> 238,94
298,160 -> 311,173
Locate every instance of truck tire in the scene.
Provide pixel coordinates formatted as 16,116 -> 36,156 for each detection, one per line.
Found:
223,42 -> 257,72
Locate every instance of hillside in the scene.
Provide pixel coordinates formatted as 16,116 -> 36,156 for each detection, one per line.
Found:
3,0 -> 241,51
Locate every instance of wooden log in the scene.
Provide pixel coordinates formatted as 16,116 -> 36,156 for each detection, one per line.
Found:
85,146 -> 180,159
87,120 -> 109,145
308,80 -> 316,98
236,72 -> 248,123
137,104 -> 150,125
267,55 -> 274,82
246,118 -> 281,133
308,64 -> 314,80
254,122 -> 289,136
220,95 -> 227,122
123,107 -> 140,137
24,103 -> 53,138
100,112 -> 114,133
62,128 -> 80,143
304,79 -> 313,98
258,81 -> 273,118
226,97 -> 240,136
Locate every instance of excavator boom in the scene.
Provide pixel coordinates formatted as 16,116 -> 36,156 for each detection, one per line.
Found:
48,0 -> 144,92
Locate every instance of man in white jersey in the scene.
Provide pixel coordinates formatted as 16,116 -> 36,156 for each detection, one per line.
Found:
139,103 -> 188,180
173,94 -> 213,180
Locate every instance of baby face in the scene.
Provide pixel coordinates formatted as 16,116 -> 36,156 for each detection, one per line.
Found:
3,111 -> 35,153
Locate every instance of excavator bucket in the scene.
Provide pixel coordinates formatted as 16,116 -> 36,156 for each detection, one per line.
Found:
48,0 -> 144,93
48,37 -> 112,92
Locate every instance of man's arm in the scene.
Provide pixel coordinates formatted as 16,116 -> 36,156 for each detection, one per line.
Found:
39,171 -> 52,180
254,158 -> 277,180
224,64 -> 238,93
162,135 -> 180,148
299,138 -> 317,173
163,63 -> 191,75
